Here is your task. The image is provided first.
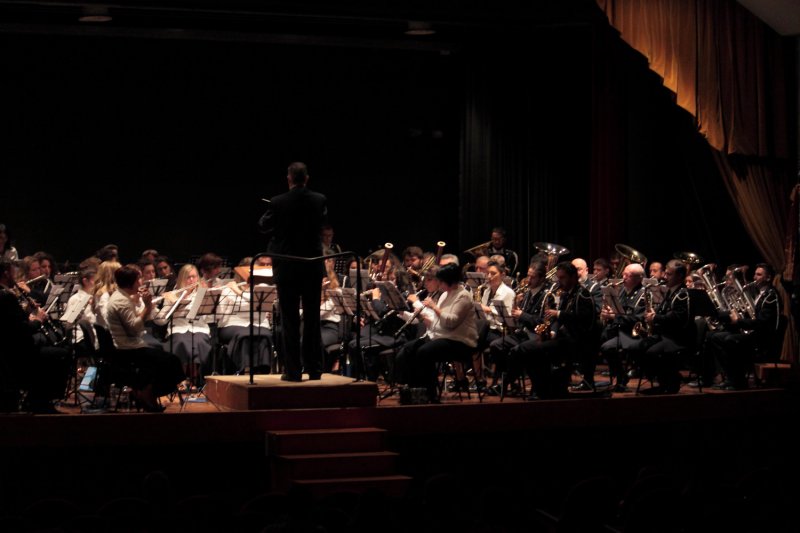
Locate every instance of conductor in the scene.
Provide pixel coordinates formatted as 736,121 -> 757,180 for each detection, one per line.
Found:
259,162 -> 328,381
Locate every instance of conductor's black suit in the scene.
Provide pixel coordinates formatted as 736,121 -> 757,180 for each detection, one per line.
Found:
259,185 -> 328,380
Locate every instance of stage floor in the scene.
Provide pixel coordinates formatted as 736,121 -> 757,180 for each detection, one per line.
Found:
1,368 -> 795,449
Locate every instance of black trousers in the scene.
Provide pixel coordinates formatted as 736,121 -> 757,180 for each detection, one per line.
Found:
277,278 -> 322,379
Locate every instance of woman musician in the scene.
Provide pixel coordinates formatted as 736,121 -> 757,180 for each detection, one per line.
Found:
92,260 -> 122,331
394,263 -> 478,402
157,264 -> 213,384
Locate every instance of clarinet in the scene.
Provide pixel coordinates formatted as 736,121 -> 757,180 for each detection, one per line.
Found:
13,283 -> 66,346
393,289 -> 434,339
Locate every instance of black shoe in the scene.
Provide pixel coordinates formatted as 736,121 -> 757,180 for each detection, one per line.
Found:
307,374 -> 322,381
613,384 -> 630,393
524,393 -> 540,401
280,374 -> 302,382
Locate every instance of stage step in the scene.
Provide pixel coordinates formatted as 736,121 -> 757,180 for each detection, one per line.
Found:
293,475 -> 413,499
274,451 -> 398,480
267,427 -> 410,498
266,427 -> 386,456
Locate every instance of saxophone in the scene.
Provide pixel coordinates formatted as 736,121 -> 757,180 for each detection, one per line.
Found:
632,285 -> 653,338
534,283 -> 560,339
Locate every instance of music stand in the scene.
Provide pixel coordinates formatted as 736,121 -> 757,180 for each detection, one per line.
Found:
465,272 -> 487,291
601,286 -> 626,316
59,291 -> 92,408
473,301 -> 487,321
491,300 -> 518,331
153,290 -> 190,386
244,284 -> 277,374
193,285 -> 237,377
350,269 -> 370,289
148,279 -> 168,298
323,288 -> 356,375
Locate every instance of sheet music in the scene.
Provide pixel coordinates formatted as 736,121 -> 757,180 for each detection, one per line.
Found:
601,286 -> 625,315
360,294 -> 380,321
59,291 -> 91,324
154,290 -> 188,322
491,299 -> 517,328
375,281 -> 406,310
148,279 -> 168,296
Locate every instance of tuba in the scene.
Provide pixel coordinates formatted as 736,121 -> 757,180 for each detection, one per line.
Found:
721,267 -> 757,323
533,242 -> 570,281
463,240 -> 492,258
613,243 -> 647,279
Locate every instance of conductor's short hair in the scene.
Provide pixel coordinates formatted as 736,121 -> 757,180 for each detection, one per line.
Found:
288,162 -> 308,185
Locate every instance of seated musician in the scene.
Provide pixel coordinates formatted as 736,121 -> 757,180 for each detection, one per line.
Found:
154,255 -> 177,291
705,263 -> 781,390
198,252 -> 224,287
106,266 -> 184,411
33,251 -> 57,298
438,254 -> 459,267
592,258 -> 611,286
321,224 -> 342,256
649,261 -> 666,283
138,259 -> 157,284
92,260 -> 122,330
394,263 -> 477,402
635,259 -> 694,394
0,260 -> 71,413
159,264 -> 213,383
346,272 -> 414,381
217,257 -> 273,374
507,262 -> 595,400
599,263 -> 646,392
0,223 -> 19,262
319,258 -> 347,371
95,244 -> 120,263
487,227 -> 519,275
486,261 -> 548,395
19,255 -> 46,306
63,267 -> 99,358
474,261 -> 515,389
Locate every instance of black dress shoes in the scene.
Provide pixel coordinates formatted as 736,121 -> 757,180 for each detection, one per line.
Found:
280,374 -> 303,382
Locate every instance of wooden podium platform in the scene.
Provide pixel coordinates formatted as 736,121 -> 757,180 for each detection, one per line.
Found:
204,374 -> 378,410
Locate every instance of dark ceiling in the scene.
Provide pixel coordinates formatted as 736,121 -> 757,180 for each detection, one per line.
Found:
0,0 -> 597,50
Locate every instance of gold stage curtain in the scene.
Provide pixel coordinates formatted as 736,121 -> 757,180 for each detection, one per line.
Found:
596,0 -> 791,158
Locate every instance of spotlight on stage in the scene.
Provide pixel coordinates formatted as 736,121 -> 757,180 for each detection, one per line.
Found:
79,5 -> 112,23
405,21 -> 436,36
